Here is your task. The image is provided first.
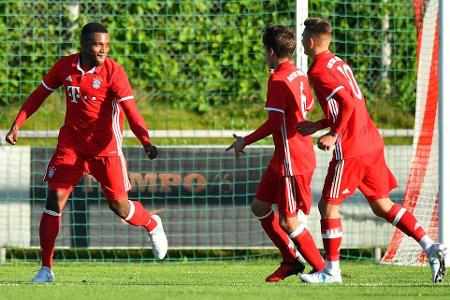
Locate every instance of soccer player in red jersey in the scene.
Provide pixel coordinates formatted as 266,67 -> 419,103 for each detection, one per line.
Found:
227,24 -> 325,282
297,17 -> 446,283
5,22 -> 168,283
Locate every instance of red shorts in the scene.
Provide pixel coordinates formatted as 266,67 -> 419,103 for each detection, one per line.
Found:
44,147 -> 131,200
322,149 -> 397,205
255,166 -> 313,217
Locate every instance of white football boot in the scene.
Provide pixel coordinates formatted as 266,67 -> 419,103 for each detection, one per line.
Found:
300,269 -> 342,284
428,243 -> 447,283
31,266 -> 55,283
148,215 -> 168,260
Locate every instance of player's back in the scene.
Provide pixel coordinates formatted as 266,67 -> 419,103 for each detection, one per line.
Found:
266,61 -> 316,176
308,51 -> 384,160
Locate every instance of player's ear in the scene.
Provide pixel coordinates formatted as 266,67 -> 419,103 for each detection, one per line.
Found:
269,48 -> 275,57
308,37 -> 316,49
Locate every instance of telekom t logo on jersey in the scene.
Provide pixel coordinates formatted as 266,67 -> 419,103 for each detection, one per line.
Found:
67,85 -> 81,103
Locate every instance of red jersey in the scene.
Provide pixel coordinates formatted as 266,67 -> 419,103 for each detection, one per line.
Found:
41,53 -> 135,156
308,51 -> 384,160
266,61 -> 316,176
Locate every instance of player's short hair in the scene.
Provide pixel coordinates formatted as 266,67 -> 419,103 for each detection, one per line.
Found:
81,22 -> 108,43
303,18 -> 332,37
262,24 -> 296,58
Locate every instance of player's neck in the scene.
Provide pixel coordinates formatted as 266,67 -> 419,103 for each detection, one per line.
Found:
274,57 -> 292,69
80,53 -> 96,70
311,48 -> 330,59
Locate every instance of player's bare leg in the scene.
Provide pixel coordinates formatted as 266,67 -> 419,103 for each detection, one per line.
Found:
108,197 -> 168,260
300,200 -> 342,284
370,197 -> 447,283
251,198 -> 304,282
32,189 -> 71,283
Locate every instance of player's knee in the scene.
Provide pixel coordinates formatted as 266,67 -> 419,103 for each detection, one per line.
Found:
250,199 -> 271,218
279,216 -> 299,233
369,197 -> 393,218
46,189 -> 69,213
108,200 -> 128,219
318,199 -> 328,217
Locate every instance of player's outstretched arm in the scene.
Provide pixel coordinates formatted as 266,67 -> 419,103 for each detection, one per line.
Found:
5,85 -> 52,145
296,119 -> 329,136
120,100 -> 157,160
226,111 -> 282,158
226,134 -> 246,159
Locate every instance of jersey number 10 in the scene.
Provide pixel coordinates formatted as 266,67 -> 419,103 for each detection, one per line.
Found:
337,64 -> 363,100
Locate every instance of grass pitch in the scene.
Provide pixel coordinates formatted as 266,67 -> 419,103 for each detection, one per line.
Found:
0,260 -> 448,300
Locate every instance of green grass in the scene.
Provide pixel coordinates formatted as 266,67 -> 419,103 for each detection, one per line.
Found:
0,260 -> 448,300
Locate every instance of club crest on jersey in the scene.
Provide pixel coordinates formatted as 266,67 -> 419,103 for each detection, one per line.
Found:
92,77 -> 102,89
47,166 -> 56,178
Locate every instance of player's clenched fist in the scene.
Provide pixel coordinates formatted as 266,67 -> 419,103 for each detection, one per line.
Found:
5,125 -> 19,145
144,144 -> 158,160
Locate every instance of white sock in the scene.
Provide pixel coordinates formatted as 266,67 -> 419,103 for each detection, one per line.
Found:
325,260 -> 340,275
419,235 -> 435,256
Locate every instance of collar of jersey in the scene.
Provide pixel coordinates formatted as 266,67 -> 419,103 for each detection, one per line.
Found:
309,50 -> 332,72
71,53 -> 104,75
275,60 -> 294,72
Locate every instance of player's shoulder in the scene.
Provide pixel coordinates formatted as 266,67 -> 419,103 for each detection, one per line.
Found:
103,57 -> 128,76
53,53 -> 78,68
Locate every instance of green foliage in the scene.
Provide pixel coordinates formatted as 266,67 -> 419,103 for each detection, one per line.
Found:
0,1 -> 416,121
310,0 -> 417,112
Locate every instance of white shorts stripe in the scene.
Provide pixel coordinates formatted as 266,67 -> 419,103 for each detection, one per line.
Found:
112,100 -> 131,192
330,160 -> 345,199
285,177 -> 296,213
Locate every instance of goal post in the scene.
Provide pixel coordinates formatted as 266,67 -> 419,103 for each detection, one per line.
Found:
381,0 -> 441,265
439,0 -> 450,266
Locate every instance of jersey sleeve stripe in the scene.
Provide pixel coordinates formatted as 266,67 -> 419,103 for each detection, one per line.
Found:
265,107 -> 285,114
116,95 -> 134,103
41,80 -> 55,91
306,100 -> 314,110
326,86 -> 344,101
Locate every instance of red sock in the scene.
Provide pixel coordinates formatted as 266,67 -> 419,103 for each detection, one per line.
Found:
39,210 -> 61,268
289,225 -> 325,271
125,201 -> 157,232
321,218 -> 342,262
385,204 -> 426,242
259,211 -> 297,263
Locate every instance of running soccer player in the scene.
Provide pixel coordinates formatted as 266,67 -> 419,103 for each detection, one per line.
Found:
227,24 -> 325,282
5,22 -> 168,283
297,17 -> 447,284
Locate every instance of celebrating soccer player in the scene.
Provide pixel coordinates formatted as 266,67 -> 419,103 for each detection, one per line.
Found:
297,17 -> 447,284
4,22 -> 168,283
227,24 -> 325,282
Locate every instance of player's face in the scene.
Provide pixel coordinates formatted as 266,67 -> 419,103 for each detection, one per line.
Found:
264,46 -> 275,70
301,32 -> 313,56
82,32 -> 110,66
